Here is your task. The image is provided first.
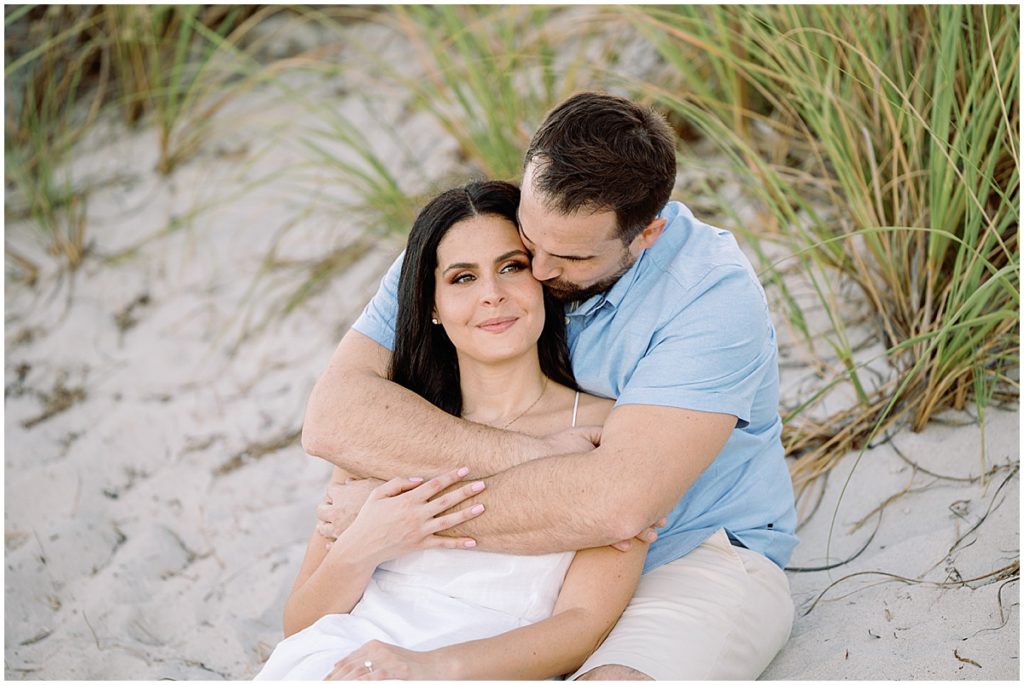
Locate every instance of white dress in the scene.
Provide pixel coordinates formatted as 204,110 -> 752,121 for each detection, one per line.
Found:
255,393 -> 582,680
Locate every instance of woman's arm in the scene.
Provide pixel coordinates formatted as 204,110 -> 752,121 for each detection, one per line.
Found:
283,466 -> 487,637
443,542 -> 649,679
283,468 -> 371,637
324,541 -> 649,679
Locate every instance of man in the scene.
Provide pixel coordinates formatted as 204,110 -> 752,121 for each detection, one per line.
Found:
302,92 -> 797,679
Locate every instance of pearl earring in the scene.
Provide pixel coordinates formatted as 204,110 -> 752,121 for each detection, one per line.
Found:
431,318 -> 440,325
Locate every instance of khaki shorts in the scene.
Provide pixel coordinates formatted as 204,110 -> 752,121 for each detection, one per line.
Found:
570,529 -> 793,680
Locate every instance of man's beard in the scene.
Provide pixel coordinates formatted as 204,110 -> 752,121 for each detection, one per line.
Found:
543,252 -> 636,304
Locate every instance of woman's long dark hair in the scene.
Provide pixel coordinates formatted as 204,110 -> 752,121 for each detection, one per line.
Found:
388,180 -> 576,417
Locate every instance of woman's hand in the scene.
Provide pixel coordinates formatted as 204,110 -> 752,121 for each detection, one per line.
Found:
333,466 -> 486,567
324,640 -> 444,680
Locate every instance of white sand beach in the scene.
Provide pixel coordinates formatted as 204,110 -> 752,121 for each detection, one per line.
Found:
5,9 -> 1018,681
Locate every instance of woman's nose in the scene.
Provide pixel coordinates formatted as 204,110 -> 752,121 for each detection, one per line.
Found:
480,278 -> 507,306
531,252 -> 561,282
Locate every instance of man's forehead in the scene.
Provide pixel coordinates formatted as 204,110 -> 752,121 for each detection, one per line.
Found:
518,195 -> 618,251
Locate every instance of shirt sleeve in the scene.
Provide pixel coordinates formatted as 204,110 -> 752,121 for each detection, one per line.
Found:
351,251 -> 405,351
615,265 -> 775,428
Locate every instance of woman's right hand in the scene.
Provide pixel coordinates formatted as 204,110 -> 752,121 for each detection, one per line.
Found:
333,466 -> 486,566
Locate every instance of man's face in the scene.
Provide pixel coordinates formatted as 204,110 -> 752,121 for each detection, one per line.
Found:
517,163 -> 637,303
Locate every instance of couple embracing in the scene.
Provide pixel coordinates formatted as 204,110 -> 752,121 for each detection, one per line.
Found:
256,92 -> 797,680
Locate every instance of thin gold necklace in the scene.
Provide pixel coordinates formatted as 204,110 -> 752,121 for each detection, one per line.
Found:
500,377 -> 549,430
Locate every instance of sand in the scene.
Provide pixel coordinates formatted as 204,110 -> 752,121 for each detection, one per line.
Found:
762,407 -> 1019,680
4,9 -> 1018,681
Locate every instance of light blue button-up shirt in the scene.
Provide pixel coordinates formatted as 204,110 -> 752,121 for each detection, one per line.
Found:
352,201 -> 798,573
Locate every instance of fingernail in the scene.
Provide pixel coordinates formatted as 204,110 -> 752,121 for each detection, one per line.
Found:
463,539 -> 477,548
470,504 -> 485,514
646,531 -> 657,542
470,481 -> 486,492
409,476 -> 424,482
457,466 -> 470,477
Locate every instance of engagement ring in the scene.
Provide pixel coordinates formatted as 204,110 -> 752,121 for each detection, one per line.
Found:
364,660 -> 373,673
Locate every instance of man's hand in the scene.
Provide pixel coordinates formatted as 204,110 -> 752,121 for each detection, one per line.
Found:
530,424 -> 602,461
611,516 -> 668,552
534,423 -> 663,552
316,477 -> 383,543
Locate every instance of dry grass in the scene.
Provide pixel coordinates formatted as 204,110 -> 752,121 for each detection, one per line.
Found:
6,6 -> 1018,493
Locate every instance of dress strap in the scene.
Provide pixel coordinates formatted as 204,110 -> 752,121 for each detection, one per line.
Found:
571,391 -> 580,428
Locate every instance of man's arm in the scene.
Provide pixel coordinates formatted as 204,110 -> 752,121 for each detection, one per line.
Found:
304,336 -> 734,556
441,403 -> 735,553
301,329 -> 598,478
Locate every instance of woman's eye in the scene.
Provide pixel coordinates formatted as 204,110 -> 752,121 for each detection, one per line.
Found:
501,261 -> 527,274
452,273 -> 475,284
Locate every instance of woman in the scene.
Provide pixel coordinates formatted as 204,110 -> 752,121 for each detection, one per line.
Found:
256,181 -> 647,680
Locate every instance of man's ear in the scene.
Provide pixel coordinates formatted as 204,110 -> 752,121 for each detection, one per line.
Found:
632,218 -> 667,252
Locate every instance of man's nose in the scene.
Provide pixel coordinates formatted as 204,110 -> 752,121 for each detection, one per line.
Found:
531,252 -> 561,281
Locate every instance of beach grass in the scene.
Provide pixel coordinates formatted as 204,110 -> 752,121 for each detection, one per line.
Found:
226,5 -> 621,322
5,5 -> 1018,489
616,5 -> 1019,495
4,6 -> 102,273
378,4 -> 578,181
4,5 -> 287,274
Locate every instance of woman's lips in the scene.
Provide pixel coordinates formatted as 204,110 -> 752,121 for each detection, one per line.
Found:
477,316 -> 518,333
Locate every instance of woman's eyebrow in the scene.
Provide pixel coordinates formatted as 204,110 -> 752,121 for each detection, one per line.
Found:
495,249 -> 529,262
442,261 -> 477,274
443,250 -> 529,274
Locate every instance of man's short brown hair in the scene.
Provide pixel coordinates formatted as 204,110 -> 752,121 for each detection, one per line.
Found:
524,92 -> 677,244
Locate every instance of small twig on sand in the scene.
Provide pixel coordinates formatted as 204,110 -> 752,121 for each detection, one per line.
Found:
83,612 -> 102,650
923,464 -> 1019,575
21,375 -> 87,429
81,612 -> 157,666
214,427 -> 301,475
963,575 -> 1020,638
795,471 -> 830,532
953,649 -> 982,669
848,474 -> 917,533
802,560 -> 1020,616
889,437 -> 1010,483
787,510 -> 882,573
7,666 -> 41,675
19,629 -> 53,646
181,658 -> 231,679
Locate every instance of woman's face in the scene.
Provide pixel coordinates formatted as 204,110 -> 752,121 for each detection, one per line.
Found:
433,214 -> 546,366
